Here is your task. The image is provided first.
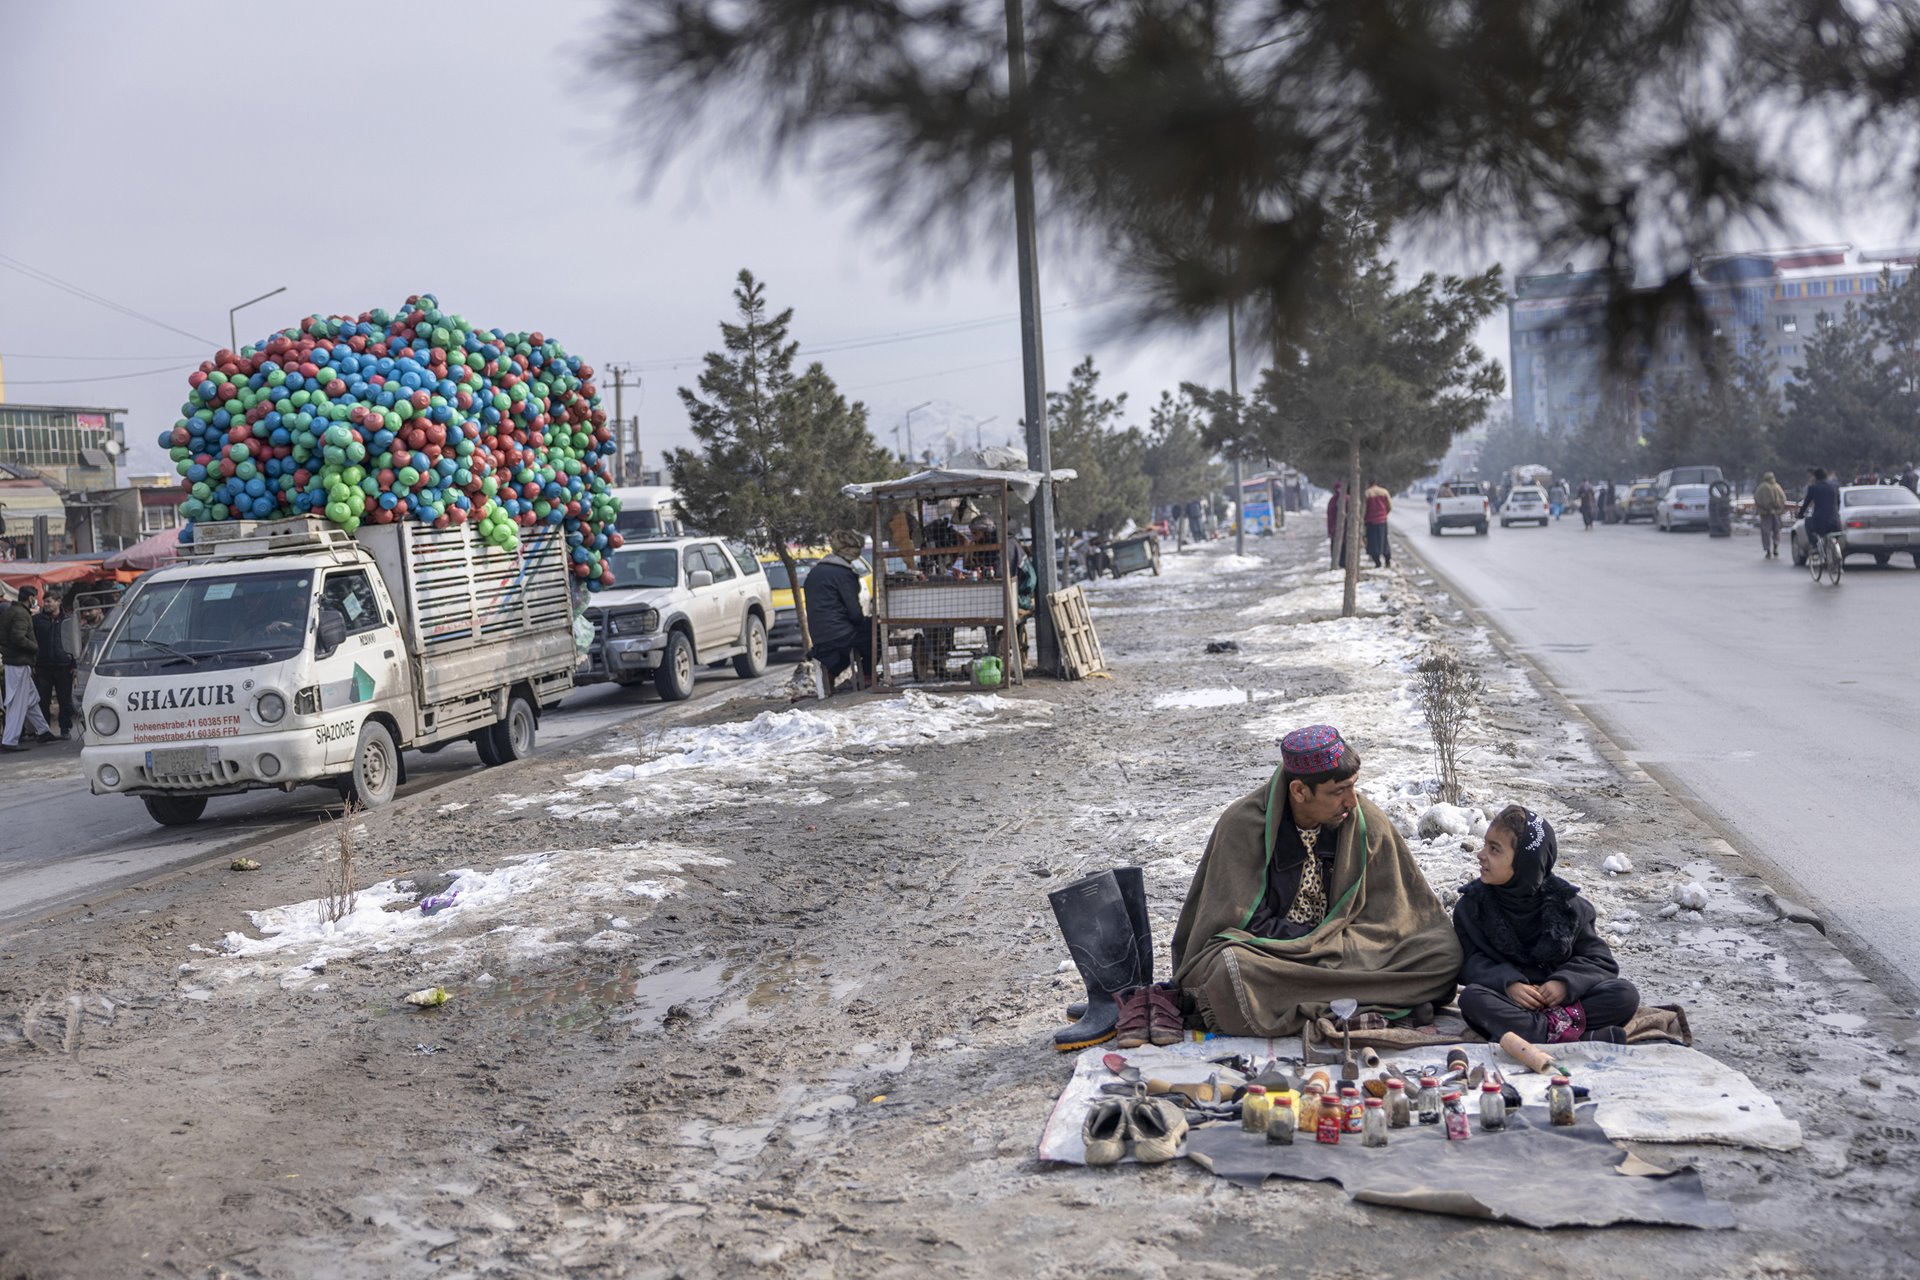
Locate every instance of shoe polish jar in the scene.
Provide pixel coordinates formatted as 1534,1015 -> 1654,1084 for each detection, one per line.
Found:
1442,1091 -> 1470,1141
1385,1079 -> 1411,1129
1265,1096 -> 1295,1145
1240,1085 -> 1272,1135
1314,1098 -> 1344,1145
1340,1086 -> 1364,1133
1547,1075 -> 1576,1126
1416,1076 -> 1442,1125
1478,1081 -> 1507,1132
1361,1098 -> 1389,1148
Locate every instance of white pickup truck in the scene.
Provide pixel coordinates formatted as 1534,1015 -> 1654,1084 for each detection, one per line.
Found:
81,517 -> 577,826
1427,480 -> 1491,536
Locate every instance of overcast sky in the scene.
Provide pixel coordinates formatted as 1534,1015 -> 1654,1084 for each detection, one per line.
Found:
3,2 -> 1911,486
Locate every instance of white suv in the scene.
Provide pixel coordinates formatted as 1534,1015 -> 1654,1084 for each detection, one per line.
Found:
579,537 -> 773,699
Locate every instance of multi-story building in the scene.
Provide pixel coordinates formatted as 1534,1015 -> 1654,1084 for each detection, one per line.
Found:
0,401 -> 129,491
1507,246 -> 1920,435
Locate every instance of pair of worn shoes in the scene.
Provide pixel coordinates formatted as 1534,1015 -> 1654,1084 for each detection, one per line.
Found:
1082,1095 -> 1187,1166
1112,984 -> 1185,1049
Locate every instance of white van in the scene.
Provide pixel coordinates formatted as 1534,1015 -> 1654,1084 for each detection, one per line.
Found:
609,486 -> 689,540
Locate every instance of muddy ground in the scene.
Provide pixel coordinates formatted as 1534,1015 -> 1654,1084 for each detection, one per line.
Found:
4,523 -> 1919,1279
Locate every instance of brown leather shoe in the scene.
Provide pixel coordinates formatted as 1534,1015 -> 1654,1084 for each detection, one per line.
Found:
1111,987 -> 1152,1049
1146,985 -> 1186,1047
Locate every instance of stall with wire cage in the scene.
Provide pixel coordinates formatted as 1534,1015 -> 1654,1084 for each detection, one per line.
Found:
843,466 -> 1074,689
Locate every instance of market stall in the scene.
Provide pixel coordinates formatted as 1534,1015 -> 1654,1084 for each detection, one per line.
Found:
843,466 -> 1073,689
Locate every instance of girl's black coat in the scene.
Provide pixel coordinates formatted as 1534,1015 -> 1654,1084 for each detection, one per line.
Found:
1451,881 -> 1620,998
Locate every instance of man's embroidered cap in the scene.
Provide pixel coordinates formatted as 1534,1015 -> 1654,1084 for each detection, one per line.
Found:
1281,724 -> 1349,775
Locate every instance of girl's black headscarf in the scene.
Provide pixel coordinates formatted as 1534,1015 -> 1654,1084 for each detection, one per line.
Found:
1460,807 -> 1581,969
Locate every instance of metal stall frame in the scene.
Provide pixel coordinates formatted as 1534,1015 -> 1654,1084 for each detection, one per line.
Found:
865,476 -> 1023,689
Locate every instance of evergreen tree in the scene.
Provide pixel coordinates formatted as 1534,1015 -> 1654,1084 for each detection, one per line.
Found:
1781,301 -> 1884,480
1141,390 -> 1219,535
1250,167 -> 1504,614
1045,356 -> 1150,539
668,269 -> 898,650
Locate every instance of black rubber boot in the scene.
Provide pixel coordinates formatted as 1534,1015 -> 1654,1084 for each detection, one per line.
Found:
1049,870 -> 1142,1052
1064,866 -> 1151,1021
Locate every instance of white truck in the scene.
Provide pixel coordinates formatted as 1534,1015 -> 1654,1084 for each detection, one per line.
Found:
1427,479 -> 1491,536
80,516 -> 577,826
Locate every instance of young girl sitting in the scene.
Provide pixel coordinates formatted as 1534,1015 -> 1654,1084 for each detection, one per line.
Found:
1453,805 -> 1639,1044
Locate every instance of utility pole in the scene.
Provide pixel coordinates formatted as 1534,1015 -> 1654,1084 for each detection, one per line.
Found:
973,416 -> 998,450
897,400 -> 931,465
1006,0 -> 1060,674
1229,290 -> 1245,556
607,364 -> 634,484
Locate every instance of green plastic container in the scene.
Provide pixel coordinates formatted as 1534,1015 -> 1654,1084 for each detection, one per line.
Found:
972,655 -> 1004,688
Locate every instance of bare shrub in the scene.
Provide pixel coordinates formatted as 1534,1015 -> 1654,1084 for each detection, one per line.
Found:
1417,644 -> 1483,805
318,799 -> 360,926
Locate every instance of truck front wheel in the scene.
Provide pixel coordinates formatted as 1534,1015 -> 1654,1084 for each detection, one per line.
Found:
487,692 -> 537,763
347,721 -> 399,809
655,631 -> 696,701
143,795 -> 208,826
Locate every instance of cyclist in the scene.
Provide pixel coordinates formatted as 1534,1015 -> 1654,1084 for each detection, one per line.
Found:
1797,467 -> 1843,560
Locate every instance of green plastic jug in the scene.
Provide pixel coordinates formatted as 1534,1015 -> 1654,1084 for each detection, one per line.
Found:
972,655 -> 1003,688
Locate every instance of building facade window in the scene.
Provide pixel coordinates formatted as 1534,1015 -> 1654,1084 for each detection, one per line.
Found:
1777,314 -> 1798,333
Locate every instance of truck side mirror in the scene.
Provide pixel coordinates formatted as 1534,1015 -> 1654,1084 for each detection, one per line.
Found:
316,609 -> 348,659
688,569 -> 715,589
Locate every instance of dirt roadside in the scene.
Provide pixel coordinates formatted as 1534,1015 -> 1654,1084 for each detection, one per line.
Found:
3,522 -> 1918,1280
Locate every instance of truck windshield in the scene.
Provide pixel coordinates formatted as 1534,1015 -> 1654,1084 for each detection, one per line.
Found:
607,547 -> 680,589
96,570 -> 314,675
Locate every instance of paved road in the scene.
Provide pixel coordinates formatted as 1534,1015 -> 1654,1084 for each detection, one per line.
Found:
1397,508 -> 1920,999
0,663 -> 788,926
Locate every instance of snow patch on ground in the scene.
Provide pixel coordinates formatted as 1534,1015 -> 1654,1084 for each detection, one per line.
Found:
213,844 -> 732,988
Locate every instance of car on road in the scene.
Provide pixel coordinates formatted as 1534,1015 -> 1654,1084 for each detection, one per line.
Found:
1499,485 -> 1550,527
1789,485 -> 1920,568
1656,483 -> 1712,531
579,536 -> 773,699
1622,480 -> 1658,523
1428,480 -> 1490,536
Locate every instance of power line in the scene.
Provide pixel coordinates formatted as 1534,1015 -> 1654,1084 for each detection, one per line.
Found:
0,254 -> 220,347
3,363 -> 197,386
603,292 -> 1123,371
846,354 -> 1023,392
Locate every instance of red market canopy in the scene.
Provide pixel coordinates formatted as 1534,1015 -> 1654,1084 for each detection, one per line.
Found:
102,527 -> 182,573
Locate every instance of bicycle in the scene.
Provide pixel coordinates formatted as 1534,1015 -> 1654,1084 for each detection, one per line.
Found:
1805,529 -> 1846,585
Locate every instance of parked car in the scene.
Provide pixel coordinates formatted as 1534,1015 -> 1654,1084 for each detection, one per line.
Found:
1652,466 -> 1724,500
1656,483 -> 1712,531
1428,480 -> 1490,536
1499,484 -> 1550,527
579,536 -> 773,698
1789,485 -> 1920,568
1622,480 -> 1658,523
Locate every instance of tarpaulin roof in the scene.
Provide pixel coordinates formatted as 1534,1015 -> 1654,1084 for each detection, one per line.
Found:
842,467 -> 1076,504
0,560 -> 109,592
102,527 -> 182,573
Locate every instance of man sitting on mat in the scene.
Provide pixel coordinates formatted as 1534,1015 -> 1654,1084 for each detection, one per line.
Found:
1170,725 -> 1461,1036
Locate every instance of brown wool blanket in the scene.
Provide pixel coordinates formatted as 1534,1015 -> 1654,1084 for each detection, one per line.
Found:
1171,779 -> 1462,1036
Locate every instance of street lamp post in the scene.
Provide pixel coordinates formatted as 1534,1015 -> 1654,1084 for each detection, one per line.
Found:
972,416 -> 998,450
229,286 -> 288,354
898,400 -> 932,464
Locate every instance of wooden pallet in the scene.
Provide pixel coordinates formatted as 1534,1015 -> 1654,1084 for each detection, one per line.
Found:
1047,585 -> 1107,680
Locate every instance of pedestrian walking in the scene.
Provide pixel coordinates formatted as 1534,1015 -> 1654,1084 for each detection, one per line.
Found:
1,586 -> 52,753
1753,470 -> 1788,559
1577,481 -> 1596,530
1326,481 -> 1344,569
1363,480 -> 1393,568
33,591 -> 77,740
1901,462 -> 1918,496
1548,480 -> 1568,521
